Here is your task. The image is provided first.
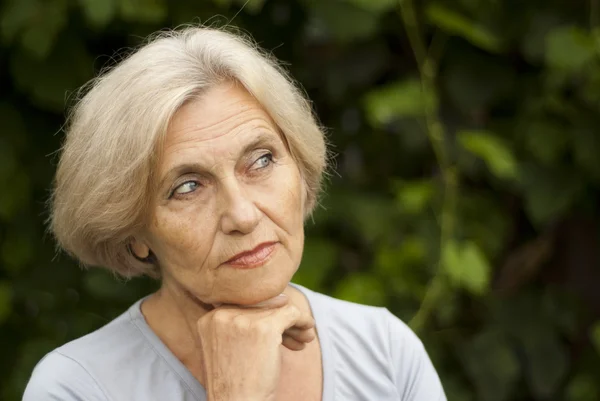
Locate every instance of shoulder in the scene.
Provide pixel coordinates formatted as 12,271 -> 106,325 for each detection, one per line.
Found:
23,302 -> 147,401
298,285 -> 446,400
301,284 -> 414,347
23,351 -> 109,401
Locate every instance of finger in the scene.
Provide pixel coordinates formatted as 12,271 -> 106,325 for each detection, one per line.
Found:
282,335 -> 306,351
283,327 -> 315,344
272,303 -> 315,334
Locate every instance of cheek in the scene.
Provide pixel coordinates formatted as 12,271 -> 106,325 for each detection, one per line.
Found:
147,206 -> 216,266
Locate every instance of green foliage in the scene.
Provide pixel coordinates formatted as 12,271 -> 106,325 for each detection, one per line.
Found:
442,240 -> 491,296
458,130 -> 518,180
425,3 -> 502,52
2,0 -> 600,400
364,78 -> 438,124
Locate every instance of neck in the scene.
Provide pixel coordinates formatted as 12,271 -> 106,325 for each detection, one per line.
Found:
140,280 -> 213,381
140,280 -> 309,379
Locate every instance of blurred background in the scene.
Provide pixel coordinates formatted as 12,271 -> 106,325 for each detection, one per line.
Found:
1,0 -> 600,400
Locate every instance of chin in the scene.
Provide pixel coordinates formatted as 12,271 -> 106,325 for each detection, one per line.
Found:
216,263 -> 297,306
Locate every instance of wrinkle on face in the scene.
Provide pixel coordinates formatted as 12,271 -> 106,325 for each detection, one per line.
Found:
144,81 -> 306,305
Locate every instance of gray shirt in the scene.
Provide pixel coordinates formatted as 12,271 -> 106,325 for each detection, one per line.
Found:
23,284 -> 446,400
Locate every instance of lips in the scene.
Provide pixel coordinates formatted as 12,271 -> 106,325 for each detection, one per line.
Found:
223,242 -> 278,268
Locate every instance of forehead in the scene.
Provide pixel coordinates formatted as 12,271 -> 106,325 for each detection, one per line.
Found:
164,82 -> 277,155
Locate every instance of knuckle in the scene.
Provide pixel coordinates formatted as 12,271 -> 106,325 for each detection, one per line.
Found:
252,319 -> 273,336
212,310 -> 232,326
231,314 -> 251,332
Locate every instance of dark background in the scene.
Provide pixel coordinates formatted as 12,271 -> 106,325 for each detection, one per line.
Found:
1,0 -> 600,400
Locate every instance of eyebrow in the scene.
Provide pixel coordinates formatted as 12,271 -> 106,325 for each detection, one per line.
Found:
158,132 -> 279,189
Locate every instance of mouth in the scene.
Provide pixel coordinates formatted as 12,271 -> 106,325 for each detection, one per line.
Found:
223,242 -> 278,269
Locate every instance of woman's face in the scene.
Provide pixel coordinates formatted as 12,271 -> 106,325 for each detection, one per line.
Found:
141,82 -> 305,305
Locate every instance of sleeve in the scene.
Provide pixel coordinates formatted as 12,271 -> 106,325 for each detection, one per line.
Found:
383,309 -> 447,401
22,351 -> 109,401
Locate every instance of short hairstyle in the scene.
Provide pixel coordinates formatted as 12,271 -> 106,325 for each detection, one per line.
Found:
50,26 -> 328,278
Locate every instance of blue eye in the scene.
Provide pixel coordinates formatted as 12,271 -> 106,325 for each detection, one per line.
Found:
173,181 -> 199,196
253,153 -> 273,169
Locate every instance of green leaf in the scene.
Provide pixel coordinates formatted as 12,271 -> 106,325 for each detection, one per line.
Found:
523,121 -> 568,165
10,37 -> 93,111
375,239 -> 427,299
344,0 -> 396,13
573,127 -> 600,180
364,79 -> 438,125
21,0 -> 68,59
545,26 -> 595,72
119,0 -> 166,23
395,179 -> 435,214
0,0 -> 37,43
1,232 -> 34,273
295,238 -> 338,291
590,321 -> 600,355
334,273 -> 386,306
425,3 -> 502,53
234,0 -> 266,14
0,281 -> 13,324
0,170 -> 31,220
566,373 -> 600,401
305,0 -> 380,42
443,240 -> 491,296
83,270 -> 132,302
78,0 -> 117,27
460,330 -> 520,401
458,130 -> 518,180
520,165 -> 584,225
520,325 -> 569,398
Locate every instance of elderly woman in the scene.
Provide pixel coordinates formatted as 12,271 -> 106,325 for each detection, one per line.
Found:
23,27 -> 446,401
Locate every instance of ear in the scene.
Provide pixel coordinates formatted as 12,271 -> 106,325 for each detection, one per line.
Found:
129,238 -> 151,260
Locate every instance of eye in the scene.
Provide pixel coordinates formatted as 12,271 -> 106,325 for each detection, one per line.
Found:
252,153 -> 274,170
172,180 -> 200,196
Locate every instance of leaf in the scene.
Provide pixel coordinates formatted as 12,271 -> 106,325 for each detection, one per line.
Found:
344,0 -> 396,13
590,321 -> 600,355
566,373 -> 600,401
305,0 -> 381,42
0,282 -> 12,324
0,0 -> 37,43
520,325 -> 569,398
83,270 -> 132,302
364,79 -> 438,125
460,330 -> 520,401
78,0 -> 117,27
520,164 -> 584,226
523,120 -> 568,165
119,0 -> 167,23
1,232 -> 34,273
425,3 -> 502,53
458,130 -> 518,180
443,240 -> 491,296
0,170 -> 31,220
394,179 -> 435,214
443,51 -> 515,113
234,0 -> 267,14
10,36 -> 93,111
573,127 -> 600,180
295,238 -> 338,291
334,273 -> 386,306
23,0 -> 68,59
545,26 -> 595,72
375,239 -> 427,299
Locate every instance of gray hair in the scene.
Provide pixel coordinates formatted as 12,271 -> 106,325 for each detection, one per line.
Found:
49,26 -> 328,278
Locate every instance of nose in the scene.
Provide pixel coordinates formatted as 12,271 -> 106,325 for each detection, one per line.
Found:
219,178 -> 261,235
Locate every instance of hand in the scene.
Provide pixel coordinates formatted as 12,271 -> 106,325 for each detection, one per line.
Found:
197,293 -> 315,401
